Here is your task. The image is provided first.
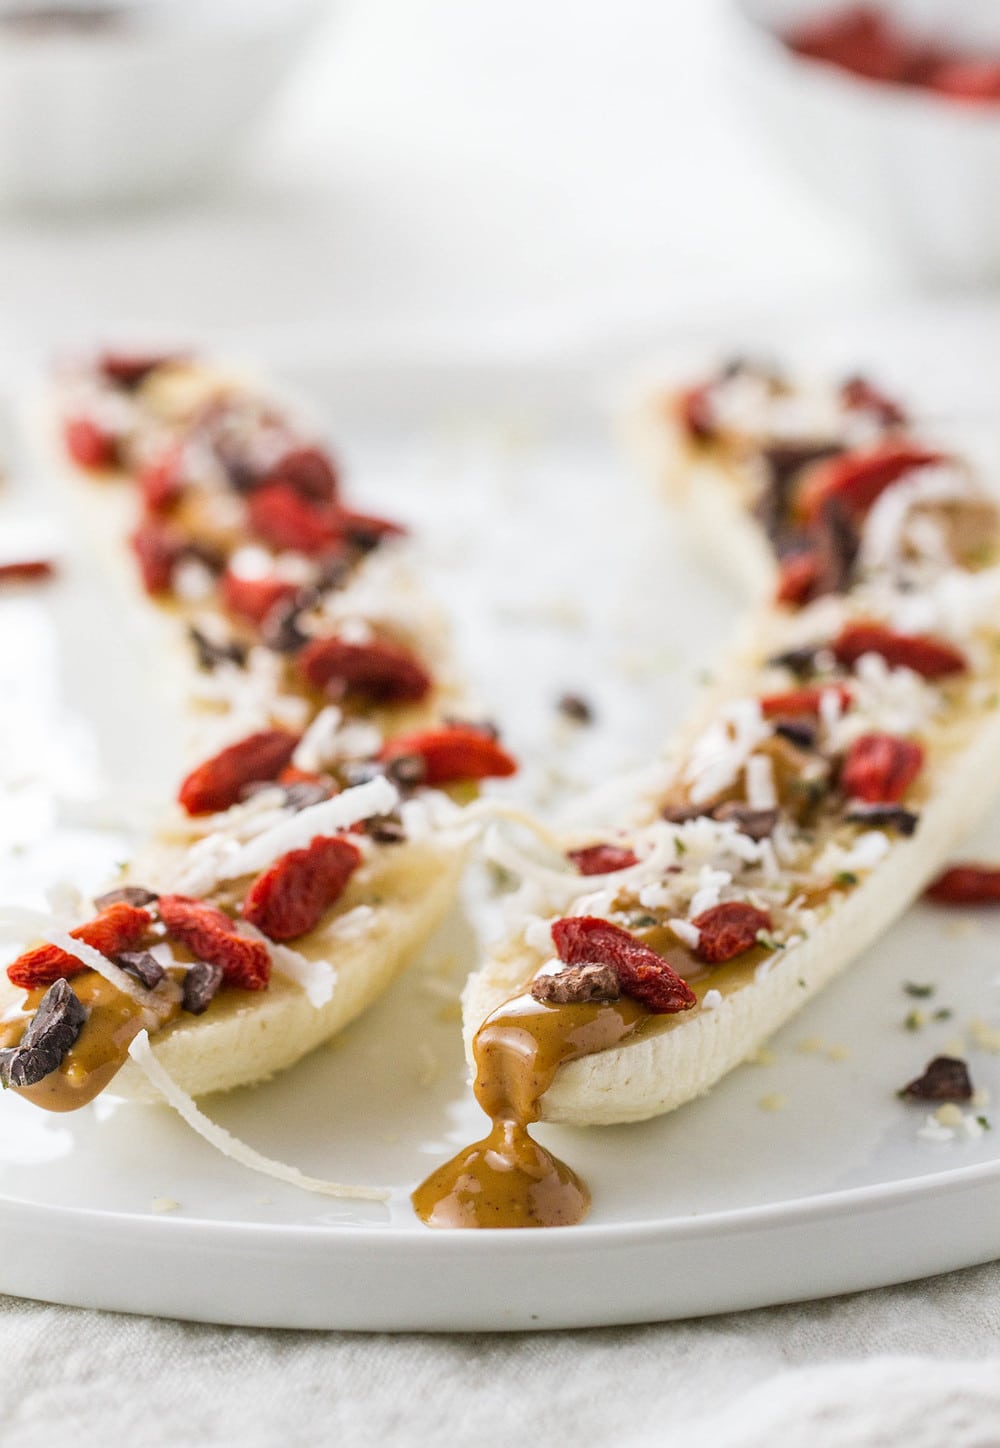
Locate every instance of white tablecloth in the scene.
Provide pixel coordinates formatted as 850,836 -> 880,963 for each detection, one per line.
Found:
1,2 -> 997,1442
2,1267 -> 999,1447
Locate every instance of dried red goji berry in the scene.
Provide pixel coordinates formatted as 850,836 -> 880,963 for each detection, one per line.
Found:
676,383 -> 715,442
178,728 -> 300,815
787,7 -> 913,82
130,518 -> 186,595
298,635 -> 432,704
158,895 -> 270,991
242,835 -> 362,942
138,443 -> 186,513
248,483 -> 341,555
775,550 -> 822,607
98,351 -> 178,390
840,376 -> 906,428
220,569 -> 298,627
7,903 -> 153,989
796,445 -> 941,525
381,725 -> 517,785
841,732 -> 924,803
833,621 -> 966,679
0,559 -> 55,584
551,915 -> 697,1014
760,684 -> 852,718
567,844 -> 640,876
260,447 -> 338,504
690,901 -> 772,964
64,416 -> 118,470
926,865 -> 1000,906
931,60 -> 1000,102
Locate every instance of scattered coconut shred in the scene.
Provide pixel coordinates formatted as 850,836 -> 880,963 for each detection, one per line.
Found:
128,1033 -> 388,1202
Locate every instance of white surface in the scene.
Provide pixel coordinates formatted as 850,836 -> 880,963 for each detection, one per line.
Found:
733,0 -> 1000,282
4,337 -> 1000,1333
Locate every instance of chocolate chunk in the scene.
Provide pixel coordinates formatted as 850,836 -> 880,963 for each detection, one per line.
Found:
774,718 -> 818,750
557,693 -> 594,725
343,523 -> 385,555
261,600 -> 311,654
754,444 -> 840,553
385,753 -> 427,789
182,960 -> 224,1016
0,979 -> 88,1089
812,497 -> 860,598
844,803 -> 919,837
767,644 -> 821,677
661,803 -> 709,825
899,1055 -> 973,1104
115,951 -> 166,990
712,803 -> 779,841
530,963 -> 620,1005
365,813 -> 407,845
93,885 -> 159,911
189,625 -> 247,672
182,542 -> 226,577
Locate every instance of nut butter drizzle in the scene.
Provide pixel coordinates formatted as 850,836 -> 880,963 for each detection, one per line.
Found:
412,991 -> 647,1228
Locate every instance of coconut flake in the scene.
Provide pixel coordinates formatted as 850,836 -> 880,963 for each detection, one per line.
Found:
238,922 -> 336,1008
669,918 -> 701,950
45,930 -> 165,1013
220,776 -> 398,882
744,753 -> 777,811
128,1032 -> 387,1201
702,989 -> 722,1011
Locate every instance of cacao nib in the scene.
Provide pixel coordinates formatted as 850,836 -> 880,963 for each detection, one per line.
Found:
443,715 -> 500,740
282,781 -> 332,812
115,951 -> 166,990
767,644 -> 821,676
339,761 -> 386,789
811,497 -> 860,597
712,803 -> 779,841
899,1056 -> 973,1104
557,692 -> 594,725
365,813 -> 407,845
844,802 -> 920,836
385,753 -> 427,789
93,885 -> 159,911
0,979 -> 87,1089
661,803 -> 709,825
261,600 -> 311,654
188,625 -> 248,672
755,443 -> 841,553
530,962 -> 621,1005
774,719 -> 818,750
182,960 -> 225,1015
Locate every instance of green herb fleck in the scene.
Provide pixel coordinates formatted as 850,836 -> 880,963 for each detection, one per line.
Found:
904,1009 -> 926,1032
834,871 -> 858,888
756,930 -> 785,952
978,1115 -> 992,1131
904,982 -> 935,999
933,1008 -> 953,1022
674,838 -> 687,857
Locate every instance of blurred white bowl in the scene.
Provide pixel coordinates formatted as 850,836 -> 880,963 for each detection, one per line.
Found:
0,0 -> 328,207
728,0 -> 1000,282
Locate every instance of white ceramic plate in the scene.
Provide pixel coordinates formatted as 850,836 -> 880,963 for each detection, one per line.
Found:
3,309 -> 1000,1331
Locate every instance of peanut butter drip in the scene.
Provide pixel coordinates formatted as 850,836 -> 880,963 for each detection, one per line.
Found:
412,992 -> 647,1229
0,972 -> 180,1113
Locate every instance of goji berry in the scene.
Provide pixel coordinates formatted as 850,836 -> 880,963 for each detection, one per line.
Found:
98,351 -> 177,390
0,560 -> 54,584
242,835 -> 362,942
926,865 -> 1000,906
64,416 -> 118,470
138,443 -> 186,513
278,765 -> 331,789
130,518 -> 185,594
567,844 -> 639,876
841,732 -> 924,803
260,447 -> 339,504
7,903 -> 153,989
775,550 -> 822,607
677,383 -> 715,442
832,621 -> 966,679
690,901 -> 772,964
760,684 -> 852,718
177,728 -> 300,815
381,725 -> 517,784
796,444 -> 940,525
931,60 -> 1000,102
248,483 -> 341,555
298,635 -> 432,704
159,895 -> 270,991
551,915 -> 697,1014
840,376 -> 906,427
787,6 -> 913,82
220,569 -> 298,627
